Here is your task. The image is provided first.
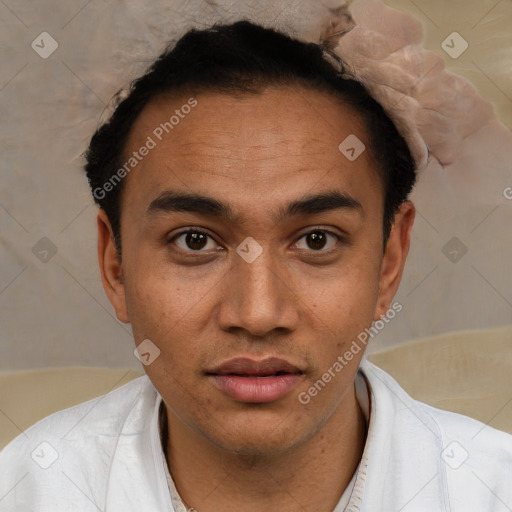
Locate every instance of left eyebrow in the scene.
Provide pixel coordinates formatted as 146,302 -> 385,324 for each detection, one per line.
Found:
145,189 -> 363,224
276,190 -> 363,223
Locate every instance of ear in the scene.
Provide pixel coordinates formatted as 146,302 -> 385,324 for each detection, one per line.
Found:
97,210 -> 130,323
374,201 -> 415,321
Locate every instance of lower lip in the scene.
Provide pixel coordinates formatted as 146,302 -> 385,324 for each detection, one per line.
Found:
211,374 -> 303,403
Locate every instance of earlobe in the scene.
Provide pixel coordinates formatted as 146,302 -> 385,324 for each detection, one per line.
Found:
97,210 -> 130,323
374,201 -> 415,321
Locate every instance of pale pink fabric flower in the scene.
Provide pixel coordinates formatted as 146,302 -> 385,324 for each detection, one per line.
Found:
315,0 -> 494,170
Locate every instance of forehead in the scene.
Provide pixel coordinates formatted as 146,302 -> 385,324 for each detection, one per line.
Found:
119,86 -> 382,221
127,86 -> 369,156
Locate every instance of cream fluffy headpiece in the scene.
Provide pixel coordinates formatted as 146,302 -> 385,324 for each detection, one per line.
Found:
312,0 -> 494,170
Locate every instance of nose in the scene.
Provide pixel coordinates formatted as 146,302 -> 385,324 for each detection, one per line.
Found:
216,243 -> 300,338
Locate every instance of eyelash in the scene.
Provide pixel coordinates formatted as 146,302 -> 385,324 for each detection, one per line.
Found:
167,227 -> 344,255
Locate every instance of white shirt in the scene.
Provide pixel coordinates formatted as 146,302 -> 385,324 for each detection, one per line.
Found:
1,359 -> 511,511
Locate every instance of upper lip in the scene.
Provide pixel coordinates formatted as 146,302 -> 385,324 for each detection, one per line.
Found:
208,357 -> 303,377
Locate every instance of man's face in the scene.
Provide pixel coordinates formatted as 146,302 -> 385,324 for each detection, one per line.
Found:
100,86 -> 411,455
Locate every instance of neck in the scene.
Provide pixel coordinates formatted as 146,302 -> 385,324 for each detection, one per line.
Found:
164,385 -> 366,512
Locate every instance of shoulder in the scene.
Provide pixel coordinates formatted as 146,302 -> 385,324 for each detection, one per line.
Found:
1,374 -> 152,446
417,398 -> 512,467
0,375 -> 156,508
413,387 -> 512,508
360,359 -> 512,509
362,358 -> 512,449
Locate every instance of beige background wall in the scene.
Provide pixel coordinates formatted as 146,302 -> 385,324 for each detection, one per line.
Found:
0,0 -> 511,370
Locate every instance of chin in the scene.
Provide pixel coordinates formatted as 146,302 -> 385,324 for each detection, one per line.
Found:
206,413 -> 316,458
220,435 -> 300,459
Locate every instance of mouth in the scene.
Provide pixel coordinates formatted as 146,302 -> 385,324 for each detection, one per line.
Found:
206,357 -> 305,403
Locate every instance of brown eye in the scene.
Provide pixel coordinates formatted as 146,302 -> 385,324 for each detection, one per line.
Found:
170,229 -> 219,252
306,232 -> 327,250
184,232 -> 208,250
295,229 -> 340,252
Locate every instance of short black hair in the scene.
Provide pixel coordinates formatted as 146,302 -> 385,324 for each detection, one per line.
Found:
84,20 -> 416,253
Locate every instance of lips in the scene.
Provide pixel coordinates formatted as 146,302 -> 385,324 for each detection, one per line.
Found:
207,357 -> 304,403
211,357 -> 303,377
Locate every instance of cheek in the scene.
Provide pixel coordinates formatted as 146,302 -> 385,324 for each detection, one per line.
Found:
122,237 -> 219,330
123,273 -> 207,398
300,256 -> 381,373
308,256 -> 381,323
122,260 -> 228,389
